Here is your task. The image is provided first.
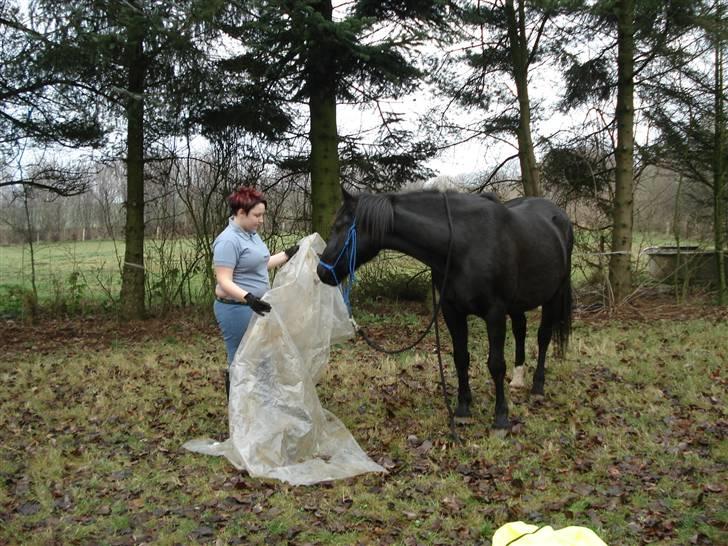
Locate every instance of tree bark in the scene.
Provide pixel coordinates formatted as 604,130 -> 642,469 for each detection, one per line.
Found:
609,0 -> 635,304
119,17 -> 147,319
505,0 -> 541,197
307,0 -> 341,237
713,2 -> 726,305
22,187 -> 38,321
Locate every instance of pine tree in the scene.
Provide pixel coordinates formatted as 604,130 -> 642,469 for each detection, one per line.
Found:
611,0 -> 636,305
205,0 -> 449,235
645,0 -> 727,304
0,1 -> 105,195
436,0 -> 577,196
562,0 -> 697,304
17,0 -> 223,319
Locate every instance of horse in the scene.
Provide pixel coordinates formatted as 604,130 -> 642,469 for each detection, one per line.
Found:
317,187 -> 573,430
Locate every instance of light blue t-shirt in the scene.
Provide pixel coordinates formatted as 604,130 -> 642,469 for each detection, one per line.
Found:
212,218 -> 270,297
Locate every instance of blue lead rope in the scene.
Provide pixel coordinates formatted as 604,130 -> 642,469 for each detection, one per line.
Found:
318,222 -> 357,313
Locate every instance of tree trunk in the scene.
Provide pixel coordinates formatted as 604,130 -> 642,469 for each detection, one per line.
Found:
505,0 -> 540,197
609,0 -> 635,304
307,0 -> 341,237
120,19 -> 147,319
714,2 -> 726,305
22,187 -> 38,322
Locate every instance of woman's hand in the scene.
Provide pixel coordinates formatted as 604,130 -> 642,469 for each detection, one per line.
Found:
268,243 -> 300,269
244,293 -> 272,315
285,244 -> 299,259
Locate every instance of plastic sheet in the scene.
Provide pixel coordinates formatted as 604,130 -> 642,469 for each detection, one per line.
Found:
183,233 -> 385,485
493,521 -> 608,545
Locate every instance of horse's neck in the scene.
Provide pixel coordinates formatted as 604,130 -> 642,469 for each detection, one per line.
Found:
382,198 -> 451,268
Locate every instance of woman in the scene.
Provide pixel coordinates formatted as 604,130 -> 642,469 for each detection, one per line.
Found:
212,186 -> 298,398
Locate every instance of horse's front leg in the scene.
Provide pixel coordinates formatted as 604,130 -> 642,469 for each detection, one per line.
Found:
441,302 -> 471,418
486,307 -> 509,430
509,312 -> 527,388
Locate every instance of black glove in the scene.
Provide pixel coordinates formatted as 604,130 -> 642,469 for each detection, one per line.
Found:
284,244 -> 299,259
244,292 -> 272,316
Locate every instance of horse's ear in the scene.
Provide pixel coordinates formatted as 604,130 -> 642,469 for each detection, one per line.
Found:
341,185 -> 354,205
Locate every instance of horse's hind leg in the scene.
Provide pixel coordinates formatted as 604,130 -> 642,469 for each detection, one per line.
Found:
485,306 -> 509,429
509,312 -> 527,388
533,304 -> 555,397
441,302 -> 472,418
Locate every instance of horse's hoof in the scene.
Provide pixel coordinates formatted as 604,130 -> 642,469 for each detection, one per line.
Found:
509,367 -> 526,388
531,393 -> 545,402
454,416 -> 475,426
454,406 -> 472,419
490,427 -> 509,438
492,414 -> 510,432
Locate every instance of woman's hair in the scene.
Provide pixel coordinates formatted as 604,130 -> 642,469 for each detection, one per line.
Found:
227,186 -> 267,216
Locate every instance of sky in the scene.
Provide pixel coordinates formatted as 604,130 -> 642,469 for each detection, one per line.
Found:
337,72 -> 583,180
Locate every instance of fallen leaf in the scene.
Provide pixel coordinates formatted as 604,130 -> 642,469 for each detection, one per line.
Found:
415,440 -> 433,455
189,526 -> 215,539
16,502 -> 41,516
608,466 -> 621,478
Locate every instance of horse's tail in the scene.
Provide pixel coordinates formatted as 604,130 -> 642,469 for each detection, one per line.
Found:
553,275 -> 573,358
553,223 -> 574,358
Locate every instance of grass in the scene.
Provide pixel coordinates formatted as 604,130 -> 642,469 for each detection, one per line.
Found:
0,234 -> 308,317
0,239 -> 123,293
2,229 -> 714,317
0,228 -> 720,318
1,300 -> 726,545
0,238 -> 213,316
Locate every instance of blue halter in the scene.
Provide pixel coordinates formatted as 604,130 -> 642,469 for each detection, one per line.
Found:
319,221 -> 357,312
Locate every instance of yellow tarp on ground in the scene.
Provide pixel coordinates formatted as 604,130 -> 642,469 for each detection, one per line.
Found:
493,521 -> 608,546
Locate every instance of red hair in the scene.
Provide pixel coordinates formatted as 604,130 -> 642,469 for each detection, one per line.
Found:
227,186 -> 267,215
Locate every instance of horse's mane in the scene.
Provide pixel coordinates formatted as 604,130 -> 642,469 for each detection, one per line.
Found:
355,189 -> 501,242
355,193 -> 394,244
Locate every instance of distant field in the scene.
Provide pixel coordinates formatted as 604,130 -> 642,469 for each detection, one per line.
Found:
0,231 -> 713,316
0,239 -> 123,287
0,239 -> 121,306
0,238 -> 209,314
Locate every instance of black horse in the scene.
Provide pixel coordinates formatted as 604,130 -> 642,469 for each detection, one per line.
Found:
317,188 -> 573,430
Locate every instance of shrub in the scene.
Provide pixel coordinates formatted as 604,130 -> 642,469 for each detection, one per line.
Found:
352,254 -> 431,304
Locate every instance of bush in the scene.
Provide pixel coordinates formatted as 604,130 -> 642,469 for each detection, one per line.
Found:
0,285 -> 37,322
352,254 -> 431,304
0,285 -> 26,318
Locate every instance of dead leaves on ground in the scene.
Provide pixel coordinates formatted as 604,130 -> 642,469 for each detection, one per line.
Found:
2,301 -> 727,545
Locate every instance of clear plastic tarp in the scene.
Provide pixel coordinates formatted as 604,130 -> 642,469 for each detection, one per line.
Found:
183,233 -> 385,485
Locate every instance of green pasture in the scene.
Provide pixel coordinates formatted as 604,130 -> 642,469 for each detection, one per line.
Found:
0,303 -> 726,545
0,230 -> 708,318
0,239 -> 124,282
0,239 -> 123,303
0,238 -> 211,315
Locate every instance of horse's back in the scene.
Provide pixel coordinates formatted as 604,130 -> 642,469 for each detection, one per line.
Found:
501,197 -> 572,308
449,194 -> 570,254
505,196 -> 567,221
505,197 -> 572,246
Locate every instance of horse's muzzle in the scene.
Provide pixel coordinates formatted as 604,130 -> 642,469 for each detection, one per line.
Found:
316,264 -> 338,286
